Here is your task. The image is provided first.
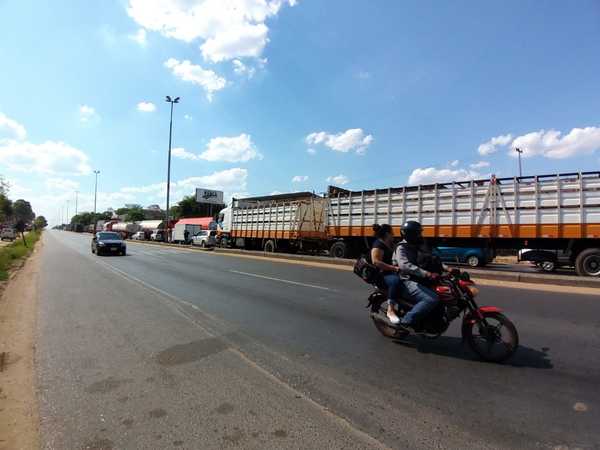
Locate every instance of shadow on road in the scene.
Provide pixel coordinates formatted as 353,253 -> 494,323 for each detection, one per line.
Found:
393,336 -> 553,369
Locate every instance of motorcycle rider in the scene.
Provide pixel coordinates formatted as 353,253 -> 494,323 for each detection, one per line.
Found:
370,224 -> 404,323
392,221 -> 440,328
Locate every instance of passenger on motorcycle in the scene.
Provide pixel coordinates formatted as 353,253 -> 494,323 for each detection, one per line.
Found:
393,221 -> 440,328
370,224 -> 404,324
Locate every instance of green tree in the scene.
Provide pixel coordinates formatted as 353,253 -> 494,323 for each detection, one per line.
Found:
125,207 -> 145,222
12,199 -> 35,223
34,216 -> 48,229
0,194 -> 12,222
171,195 -> 202,219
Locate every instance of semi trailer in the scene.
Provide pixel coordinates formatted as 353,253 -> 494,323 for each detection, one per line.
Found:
217,172 -> 600,277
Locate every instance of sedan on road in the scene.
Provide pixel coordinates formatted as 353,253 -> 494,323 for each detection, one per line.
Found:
91,231 -> 126,256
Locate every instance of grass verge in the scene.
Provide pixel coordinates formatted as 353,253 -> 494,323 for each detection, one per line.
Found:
0,231 -> 41,281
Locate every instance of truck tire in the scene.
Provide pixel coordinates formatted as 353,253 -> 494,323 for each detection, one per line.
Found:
575,248 -> 600,277
330,241 -> 348,259
263,240 -> 276,253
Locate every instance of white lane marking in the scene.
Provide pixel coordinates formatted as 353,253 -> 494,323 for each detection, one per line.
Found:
229,269 -> 332,291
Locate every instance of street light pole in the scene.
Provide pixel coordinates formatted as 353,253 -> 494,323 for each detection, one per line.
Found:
93,170 -> 100,215
165,95 -> 180,242
66,200 -> 70,225
515,147 -> 523,178
75,191 -> 79,216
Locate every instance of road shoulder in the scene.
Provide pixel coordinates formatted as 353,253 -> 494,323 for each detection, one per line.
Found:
0,238 -> 41,450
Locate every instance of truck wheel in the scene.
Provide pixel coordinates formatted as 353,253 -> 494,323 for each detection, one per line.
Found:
575,248 -> 600,277
330,241 -> 348,259
263,240 -> 276,253
466,255 -> 480,267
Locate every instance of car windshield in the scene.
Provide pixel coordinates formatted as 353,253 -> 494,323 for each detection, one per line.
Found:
98,232 -> 121,240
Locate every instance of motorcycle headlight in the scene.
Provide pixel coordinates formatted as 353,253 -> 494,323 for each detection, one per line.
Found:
467,286 -> 479,297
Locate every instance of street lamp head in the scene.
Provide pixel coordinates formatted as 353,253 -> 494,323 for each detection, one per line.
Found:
166,95 -> 172,102
174,97 -> 180,103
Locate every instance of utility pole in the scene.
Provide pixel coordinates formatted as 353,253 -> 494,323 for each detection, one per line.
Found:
66,200 -> 70,225
75,191 -> 79,216
165,95 -> 180,242
515,147 -> 523,178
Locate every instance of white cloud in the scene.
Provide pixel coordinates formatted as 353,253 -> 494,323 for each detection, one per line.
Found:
326,174 -> 349,185
0,113 -> 27,141
306,128 -> 373,154
172,135 -> 261,163
46,178 -> 80,191
511,126 -> 600,159
129,28 -> 147,46
306,148 -> 316,155
137,101 -> 156,112
233,59 -> 256,78
477,134 -> 512,156
356,71 -> 371,80
408,167 -> 481,185
0,112 -> 91,176
449,159 -> 459,167
164,58 -> 227,101
79,105 -> 98,123
172,147 -> 198,160
291,175 -> 308,182
127,0 -> 298,63
184,114 -> 193,120
121,168 -> 248,203
0,139 -> 92,176
470,161 -> 490,169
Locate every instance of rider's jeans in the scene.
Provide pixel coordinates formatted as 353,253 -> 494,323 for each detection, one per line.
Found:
399,280 -> 438,325
382,273 -> 402,305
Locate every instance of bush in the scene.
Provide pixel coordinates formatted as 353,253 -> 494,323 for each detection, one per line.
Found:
0,230 -> 41,280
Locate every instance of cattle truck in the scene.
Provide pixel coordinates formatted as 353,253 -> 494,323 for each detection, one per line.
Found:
218,172 -> 600,276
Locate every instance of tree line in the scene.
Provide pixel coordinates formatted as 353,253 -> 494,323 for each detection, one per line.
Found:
0,176 -> 47,231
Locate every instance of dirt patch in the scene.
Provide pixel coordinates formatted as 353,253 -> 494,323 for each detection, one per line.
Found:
0,239 -> 41,450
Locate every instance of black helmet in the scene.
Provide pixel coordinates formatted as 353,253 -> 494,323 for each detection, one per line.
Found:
401,220 -> 423,245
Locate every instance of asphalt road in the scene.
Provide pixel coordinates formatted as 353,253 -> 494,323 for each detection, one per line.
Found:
37,231 -> 600,449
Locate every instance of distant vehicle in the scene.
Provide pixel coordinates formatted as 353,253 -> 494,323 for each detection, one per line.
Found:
518,249 -> 573,273
172,217 -> 215,244
192,230 -> 217,248
433,247 -> 493,267
150,230 -> 165,242
131,231 -> 146,240
91,232 -> 126,256
0,228 -> 16,241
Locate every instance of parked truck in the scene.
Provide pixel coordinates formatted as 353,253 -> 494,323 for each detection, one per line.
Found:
172,217 -> 216,244
217,172 -> 600,277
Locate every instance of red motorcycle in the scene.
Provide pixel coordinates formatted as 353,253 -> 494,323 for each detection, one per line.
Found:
366,269 -> 519,362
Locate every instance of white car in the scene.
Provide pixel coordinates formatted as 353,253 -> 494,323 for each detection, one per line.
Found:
192,230 -> 216,248
131,231 -> 146,240
0,228 -> 16,241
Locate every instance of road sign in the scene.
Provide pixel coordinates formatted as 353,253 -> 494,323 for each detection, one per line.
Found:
195,188 -> 224,205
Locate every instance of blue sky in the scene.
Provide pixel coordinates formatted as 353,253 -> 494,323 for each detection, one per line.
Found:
1,0 -> 599,225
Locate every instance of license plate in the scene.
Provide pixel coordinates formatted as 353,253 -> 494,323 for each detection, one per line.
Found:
111,247 -> 118,251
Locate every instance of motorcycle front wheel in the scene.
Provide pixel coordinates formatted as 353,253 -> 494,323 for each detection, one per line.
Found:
463,312 -> 519,363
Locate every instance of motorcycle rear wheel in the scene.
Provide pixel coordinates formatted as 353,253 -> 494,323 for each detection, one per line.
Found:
463,312 -> 519,363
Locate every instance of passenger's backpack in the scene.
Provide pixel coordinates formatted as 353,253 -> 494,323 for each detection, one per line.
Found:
353,254 -> 380,284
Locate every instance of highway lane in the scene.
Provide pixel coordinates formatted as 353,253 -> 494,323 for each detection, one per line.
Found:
38,231 -> 600,449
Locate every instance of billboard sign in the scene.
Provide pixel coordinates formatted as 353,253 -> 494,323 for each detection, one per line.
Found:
195,188 -> 224,205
